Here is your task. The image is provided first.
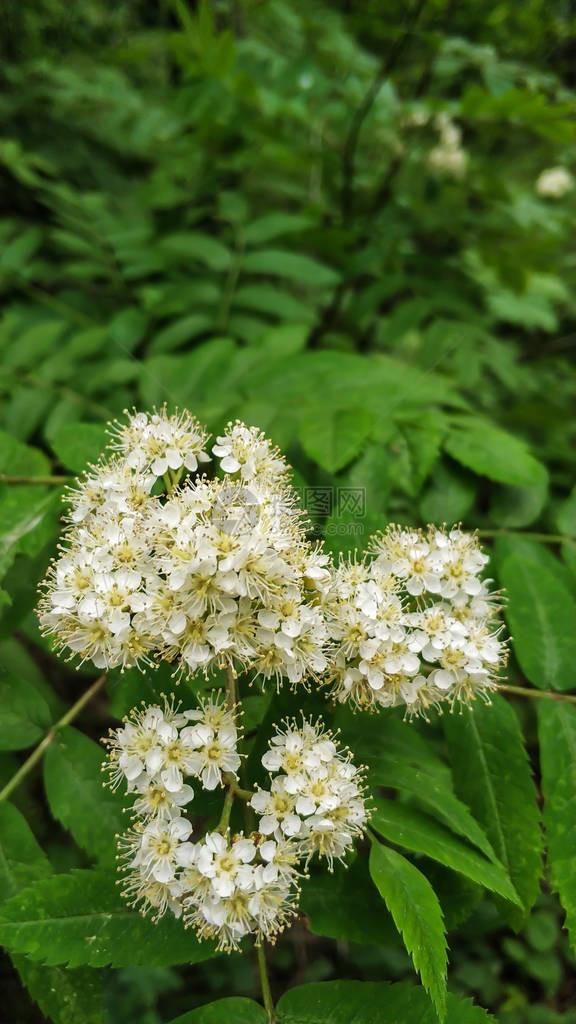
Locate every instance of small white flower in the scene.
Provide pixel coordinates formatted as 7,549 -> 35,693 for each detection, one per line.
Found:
536,167 -> 573,198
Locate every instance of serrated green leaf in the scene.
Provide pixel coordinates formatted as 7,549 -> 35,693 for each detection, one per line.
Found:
169,998 -> 267,1024
13,957 -> 105,1024
0,869 -> 219,967
0,805 -> 104,1024
500,554 -> 576,691
49,422 -> 108,473
369,758 -> 497,863
370,799 -> 520,905
43,726 -> 126,864
0,674 -> 52,750
338,710 -> 496,860
538,702 -> 576,952
443,695 -> 542,928
444,418 -> 545,487
299,408 -> 377,473
0,804 -> 52,902
276,980 -> 495,1023
369,841 -> 447,1018
301,856 -> 397,947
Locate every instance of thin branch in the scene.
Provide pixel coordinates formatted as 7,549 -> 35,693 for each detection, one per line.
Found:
225,664 -> 238,712
0,675 -> 107,802
478,529 -> 573,545
256,941 -> 277,1023
0,475 -> 69,485
340,0 -> 427,222
499,684 -> 576,705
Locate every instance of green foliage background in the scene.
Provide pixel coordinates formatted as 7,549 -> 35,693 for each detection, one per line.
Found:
0,1 -> 575,1022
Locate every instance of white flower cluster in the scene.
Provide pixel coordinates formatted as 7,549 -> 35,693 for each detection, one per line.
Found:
38,410 -> 330,684
535,166 -> 573,198
428,113 -> 468,178
106,694 -> 297,948
104,693 -> 241,802
252,719 -> 368,869
105,700 -> 367,950
325,526 -> 506,715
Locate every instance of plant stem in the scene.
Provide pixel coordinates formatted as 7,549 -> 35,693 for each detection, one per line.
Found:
0,674 -> 107,802
217,786 -> 235,834
0,475 -> 69,485
225,665 -> 238,712
499,684 -> 576,705
256,941 -> 276,1023
233,785 -> 254,802
478,529 -> 573,545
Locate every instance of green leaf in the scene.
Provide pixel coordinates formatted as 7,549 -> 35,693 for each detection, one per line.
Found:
0,487 -> 61,580
444,418 -> 545,487
338,710 -> 496,861
301,856 -> 398,947
500,554 -> 576,691
555,485 -> 576,537
0,805 -> 104,1024
241,249 -> 340,287
158,232 -> 231,272
494,535 -> 576,598
538,702 -> 576,952
49,422 -> 108,473
299,408 -> 377,473
369,840 -> 447,1018
0,869 -> 219,967
233,285 -> 313,323
276,980 -> 495,1023
243,213 -> 314,245
419,460 -> 476,525
489,473 -> 549,528
0,673 -> 52,750
13,958 -> 105,1024
395,414 -> 446,495
370,799 -> 520,905
139,339 -> 237,412
368,758 -> 497,863
43,727 -> 126,864
0,804 -> 51,902
443,695 -> 542,927
0,430 -> 50,477
169,999 -> 267,1024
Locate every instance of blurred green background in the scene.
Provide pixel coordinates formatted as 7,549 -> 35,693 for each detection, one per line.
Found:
0,0 -> 575,1021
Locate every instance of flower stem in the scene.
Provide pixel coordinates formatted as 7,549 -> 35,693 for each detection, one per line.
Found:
0,675 -> 107,802
0,475 -> 69,485
478,529 -> 573,545
256,941 -> 276,1023
217,786 -> 235,834
499,683 -> 576,705
225,665 -> 238,712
